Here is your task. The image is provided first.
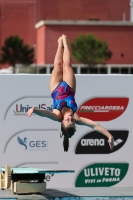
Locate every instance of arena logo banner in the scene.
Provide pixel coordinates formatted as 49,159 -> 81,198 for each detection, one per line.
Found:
77,98 -> 129,121
75,163 -> 129,187
75,130 -> 128,154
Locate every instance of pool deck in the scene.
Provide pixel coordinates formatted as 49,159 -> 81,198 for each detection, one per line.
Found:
0,187 -> 133,200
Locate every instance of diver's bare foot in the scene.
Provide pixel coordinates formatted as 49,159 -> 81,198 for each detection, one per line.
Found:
58,36 -> 64,49
62,34 -> 69,46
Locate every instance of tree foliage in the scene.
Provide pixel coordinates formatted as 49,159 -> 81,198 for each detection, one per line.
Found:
0,35 -> 34,73
71,34 -> 112,73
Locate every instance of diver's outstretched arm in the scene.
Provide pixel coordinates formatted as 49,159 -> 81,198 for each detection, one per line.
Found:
27,107 -> 60,121
74,113 -> 114,150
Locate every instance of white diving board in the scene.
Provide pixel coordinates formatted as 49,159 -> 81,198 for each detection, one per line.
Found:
0,167 -> 75,174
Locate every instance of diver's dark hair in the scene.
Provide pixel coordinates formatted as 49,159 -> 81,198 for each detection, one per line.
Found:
61,123 -> 76,152
63,136 -> 69,152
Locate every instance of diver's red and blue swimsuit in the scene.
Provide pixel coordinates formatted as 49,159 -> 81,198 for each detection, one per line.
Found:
51,81 -> 77,113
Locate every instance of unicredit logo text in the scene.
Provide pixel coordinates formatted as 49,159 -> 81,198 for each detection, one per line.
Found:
77,98 -> 129,121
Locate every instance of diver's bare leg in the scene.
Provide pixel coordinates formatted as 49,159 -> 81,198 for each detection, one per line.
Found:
50,37 -> 64,93
62,34 -> 76,92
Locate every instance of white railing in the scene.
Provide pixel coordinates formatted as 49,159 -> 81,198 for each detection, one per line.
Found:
15,64 -> 133,74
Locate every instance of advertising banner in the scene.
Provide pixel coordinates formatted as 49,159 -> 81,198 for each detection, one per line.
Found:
0,74 -> 132,188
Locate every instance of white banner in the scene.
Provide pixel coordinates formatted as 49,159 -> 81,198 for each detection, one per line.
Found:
0,74 -> 132,188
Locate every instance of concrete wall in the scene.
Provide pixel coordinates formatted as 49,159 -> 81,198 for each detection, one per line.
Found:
37,0 -> 130,21
0,0 -> 131,68
36,23 -> 133,64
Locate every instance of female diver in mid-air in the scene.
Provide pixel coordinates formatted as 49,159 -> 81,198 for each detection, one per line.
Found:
27,34 -> 114,152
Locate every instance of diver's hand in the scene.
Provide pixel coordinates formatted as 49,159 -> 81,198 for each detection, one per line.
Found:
108,135 -> 114,150
27,107 -> 35,117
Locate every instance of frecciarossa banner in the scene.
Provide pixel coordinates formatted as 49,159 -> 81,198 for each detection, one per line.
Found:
77,98 -> 129,121
0,74 -> 132,188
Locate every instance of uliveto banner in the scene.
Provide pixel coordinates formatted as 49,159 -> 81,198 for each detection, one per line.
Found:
75,163 -> 129,187
0,74 -> 133,188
